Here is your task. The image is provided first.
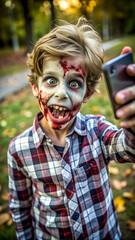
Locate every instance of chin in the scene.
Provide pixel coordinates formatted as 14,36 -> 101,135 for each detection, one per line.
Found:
47,118 -> 72,131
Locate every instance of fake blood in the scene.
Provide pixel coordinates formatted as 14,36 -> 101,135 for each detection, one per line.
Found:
59,60 -> 85,79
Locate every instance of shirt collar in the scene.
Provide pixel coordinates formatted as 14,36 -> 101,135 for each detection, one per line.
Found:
32,111 -> 87,148
67,112 -> 87,137
32,112 -> 46,148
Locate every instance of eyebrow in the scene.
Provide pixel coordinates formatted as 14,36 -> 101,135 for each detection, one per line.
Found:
66,71 -> 85,80
42,70 -> 85,81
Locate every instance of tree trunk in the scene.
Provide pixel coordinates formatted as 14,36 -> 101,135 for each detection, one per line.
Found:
8,7 -> 19,52
49,0 -> 55,29
20,0 -> 33,53
102,5 -> 109,40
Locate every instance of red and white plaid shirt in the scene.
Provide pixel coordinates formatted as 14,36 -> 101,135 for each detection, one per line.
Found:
8,111 -> 135,240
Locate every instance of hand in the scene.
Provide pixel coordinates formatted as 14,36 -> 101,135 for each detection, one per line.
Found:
115,47 -> 135,132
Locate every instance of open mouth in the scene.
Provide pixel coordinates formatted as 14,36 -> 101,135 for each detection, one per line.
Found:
48,105 -> 69,120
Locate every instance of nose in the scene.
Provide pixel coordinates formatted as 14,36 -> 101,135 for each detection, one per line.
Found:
54,88 -> 68,100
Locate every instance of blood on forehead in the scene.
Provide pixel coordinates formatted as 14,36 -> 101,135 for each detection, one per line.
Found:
59,60 -> 85,79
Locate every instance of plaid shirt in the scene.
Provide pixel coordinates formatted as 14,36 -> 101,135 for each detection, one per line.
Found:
8,111 -> 135,240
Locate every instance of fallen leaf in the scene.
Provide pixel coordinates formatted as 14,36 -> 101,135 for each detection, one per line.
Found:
1,192 -> 9,201
0,213 -> 10,225
109,166 -> 119,175
91,106 -> 99,112
21,110 -> 32,118
124,169 -> 132,177
114,196 -> 126,213
17,122 -> 29,128
7,217 -> 13,226
2,128 -> 17,138
112,179 -> 127,190
123,192 -> 135,201
127,220 -> 135,231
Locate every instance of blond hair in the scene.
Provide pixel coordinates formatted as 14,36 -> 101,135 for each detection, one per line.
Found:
27,17 -> 104,92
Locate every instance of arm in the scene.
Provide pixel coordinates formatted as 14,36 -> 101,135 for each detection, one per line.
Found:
99,47 -> 135,163
98,117 -> 135,164
8,147 -> 34,240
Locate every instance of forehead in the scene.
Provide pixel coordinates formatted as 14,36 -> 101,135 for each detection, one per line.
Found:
42,56 -> 86,77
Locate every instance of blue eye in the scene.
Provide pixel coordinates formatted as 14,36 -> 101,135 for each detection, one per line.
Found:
47,78 -> 57,85
69,81 -> 79,88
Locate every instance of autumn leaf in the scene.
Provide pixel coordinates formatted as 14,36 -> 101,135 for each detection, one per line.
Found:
114,196 -> 126,213
1,192 -> 9,201
2,128 -> 17,137
7,217 -> 13,226
109,166 -> 119,175
127,220 -> 135,231
17,122 -> 29,128
0,213 -> 10,225
91,106 -> 99,113
21,110 -> 32,118
124,169 -> 132,177
112,179 -> 127,190
123,192 -> 135,202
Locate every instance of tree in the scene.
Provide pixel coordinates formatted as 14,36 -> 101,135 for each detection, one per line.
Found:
19,0 -> 33,53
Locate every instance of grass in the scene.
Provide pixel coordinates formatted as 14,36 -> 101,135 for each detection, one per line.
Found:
0,35 -> 135,239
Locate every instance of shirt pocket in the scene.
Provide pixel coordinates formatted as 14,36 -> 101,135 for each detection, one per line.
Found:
75,160 -> 100,188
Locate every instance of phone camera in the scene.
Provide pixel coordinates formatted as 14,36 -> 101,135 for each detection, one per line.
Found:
110,65 -> 116,75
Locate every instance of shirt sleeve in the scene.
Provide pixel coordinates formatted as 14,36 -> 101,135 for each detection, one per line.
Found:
98,116 -> 135,164
7,146 -> 34,240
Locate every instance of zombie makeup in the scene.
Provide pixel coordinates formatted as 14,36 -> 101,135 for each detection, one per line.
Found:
59,59 -> 86,79
37,56 -> 87,130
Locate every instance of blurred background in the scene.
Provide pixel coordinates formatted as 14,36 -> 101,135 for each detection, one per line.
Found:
1,0 -> 135,53
0,0 -> 135,239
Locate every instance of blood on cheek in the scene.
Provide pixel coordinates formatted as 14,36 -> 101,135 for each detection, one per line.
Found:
38,90 -> 51,117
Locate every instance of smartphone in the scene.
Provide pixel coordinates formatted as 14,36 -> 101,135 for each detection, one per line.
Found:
103,52 -> 135,118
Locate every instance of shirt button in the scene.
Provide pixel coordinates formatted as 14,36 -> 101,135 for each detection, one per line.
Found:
46,139 -> 52,143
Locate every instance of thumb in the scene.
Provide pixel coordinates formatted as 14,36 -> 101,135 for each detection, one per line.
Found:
121,46 -> 132,55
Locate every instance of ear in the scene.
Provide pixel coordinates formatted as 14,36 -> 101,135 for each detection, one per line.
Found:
31,82 -> 39,97
83,90 -> 94,103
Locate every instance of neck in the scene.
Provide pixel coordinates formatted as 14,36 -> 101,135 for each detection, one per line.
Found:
39,116 -> 74,147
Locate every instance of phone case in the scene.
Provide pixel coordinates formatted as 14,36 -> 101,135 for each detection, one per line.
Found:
103,52 -> 135,118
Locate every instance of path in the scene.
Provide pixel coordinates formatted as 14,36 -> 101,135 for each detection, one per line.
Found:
0,39 -> 121,102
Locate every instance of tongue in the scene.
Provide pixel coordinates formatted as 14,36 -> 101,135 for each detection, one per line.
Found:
53,108 -> 65,118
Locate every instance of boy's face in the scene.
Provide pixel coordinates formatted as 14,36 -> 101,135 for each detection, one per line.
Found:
32,56 -> 92,130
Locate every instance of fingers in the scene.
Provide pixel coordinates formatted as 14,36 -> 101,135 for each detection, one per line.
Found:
120,46 -> 132,55
116,100 -> 135,119
115,85 -> 135,105
126,64 -> 135,76
120,116 -> 135,132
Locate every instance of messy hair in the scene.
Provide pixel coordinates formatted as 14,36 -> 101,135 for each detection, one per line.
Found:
27,17 -> 104,92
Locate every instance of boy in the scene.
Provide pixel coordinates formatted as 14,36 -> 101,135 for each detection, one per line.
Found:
8,17 -> 135,240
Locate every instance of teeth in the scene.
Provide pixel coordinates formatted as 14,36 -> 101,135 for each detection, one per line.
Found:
50,105 -> 67,111
58,116 -> 63,119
